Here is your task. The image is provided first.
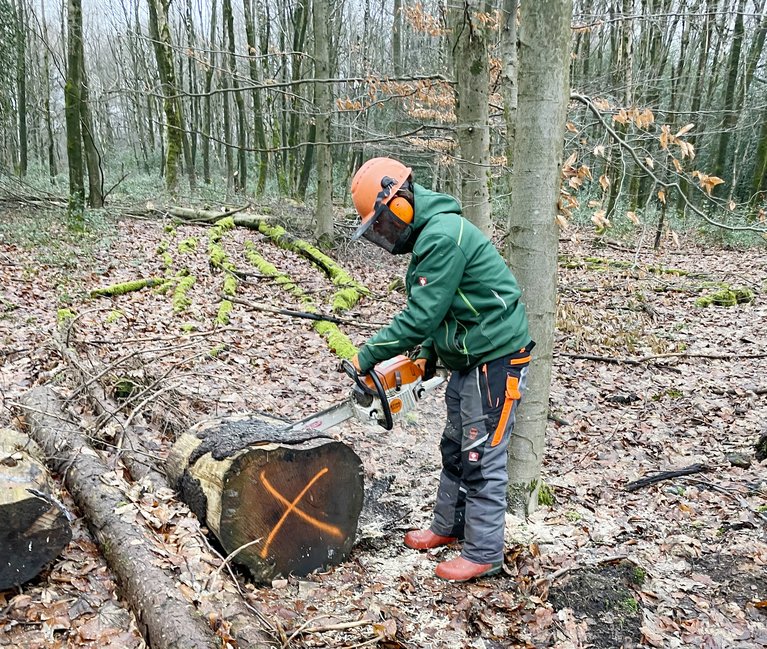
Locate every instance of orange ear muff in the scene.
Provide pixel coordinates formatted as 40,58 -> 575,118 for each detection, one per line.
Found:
388,196 -> 414,224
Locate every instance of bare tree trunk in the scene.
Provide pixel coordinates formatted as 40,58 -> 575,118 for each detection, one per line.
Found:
147,0 -> 184,195
64,0 -> 85,219
14,0 -> 27,176
507,0 -> 572,515
41,9 -> 57,181
313,0 -> 333,243
393,0 -> 403,76
243,0 -> 268,194
288,0 -> 310,194
202,0 -> 217,185
500,0 -> 518,195
449,0 -> 492,235
79,63 -> 104,208
713,0 -> 746,181
224,0 -> 247,192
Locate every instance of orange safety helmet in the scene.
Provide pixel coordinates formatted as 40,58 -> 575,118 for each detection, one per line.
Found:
350,157 -> 416,254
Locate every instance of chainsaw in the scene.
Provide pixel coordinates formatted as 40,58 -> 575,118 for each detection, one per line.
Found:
287,355 -> 444,433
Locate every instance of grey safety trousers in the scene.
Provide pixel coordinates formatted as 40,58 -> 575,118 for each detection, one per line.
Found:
429,348 -> 531,564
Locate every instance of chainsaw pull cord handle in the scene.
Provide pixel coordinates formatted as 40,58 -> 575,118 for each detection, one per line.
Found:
339,360 -> 394,431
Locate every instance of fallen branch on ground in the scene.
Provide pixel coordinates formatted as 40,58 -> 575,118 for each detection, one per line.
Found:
90,277 -> 168,298
624,463 -> 710,492
560,351 -> 767,365
226,296 -> 385,329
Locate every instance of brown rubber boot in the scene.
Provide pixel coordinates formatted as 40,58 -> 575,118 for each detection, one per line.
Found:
435,556 -> 502,582
403,529 -> 458,550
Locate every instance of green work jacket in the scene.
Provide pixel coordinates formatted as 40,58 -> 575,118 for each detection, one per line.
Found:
356,184 -> 530,373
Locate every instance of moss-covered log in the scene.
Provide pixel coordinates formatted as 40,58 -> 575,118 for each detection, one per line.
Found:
90,277 -> 167,298
166,415 -> 364,584
208,217 -> 239,324
0,428 -> 72,589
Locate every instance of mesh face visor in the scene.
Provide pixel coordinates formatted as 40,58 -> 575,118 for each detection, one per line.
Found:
357,203 -> 412,253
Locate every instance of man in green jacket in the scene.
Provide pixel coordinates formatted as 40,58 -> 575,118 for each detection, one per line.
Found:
350,157 -> 533,582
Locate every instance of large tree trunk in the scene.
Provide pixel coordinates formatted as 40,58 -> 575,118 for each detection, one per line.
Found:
167,414 -> 364,584
449,0 -> 492,235
506,0 -> 571,515
19,387 -> 217,649
313,0 -> 334,242
0,428 -> 72,590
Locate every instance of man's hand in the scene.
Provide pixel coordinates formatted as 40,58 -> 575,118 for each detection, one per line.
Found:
350,353 -> 362,372
414,357 -> 436,380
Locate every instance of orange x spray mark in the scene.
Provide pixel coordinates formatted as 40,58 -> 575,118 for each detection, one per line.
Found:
259,467 -> 344,559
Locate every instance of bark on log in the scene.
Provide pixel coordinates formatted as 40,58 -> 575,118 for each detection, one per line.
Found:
0,428 -> 72,589
19,387 -> 217,649
167,414 -> 364,583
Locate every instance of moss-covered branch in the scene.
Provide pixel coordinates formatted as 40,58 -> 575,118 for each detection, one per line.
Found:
695,286 -> 754,307
208,217 -> 239,324
244,241 -> 357,359
256,222 -> 369,311
90,277 -> 168,298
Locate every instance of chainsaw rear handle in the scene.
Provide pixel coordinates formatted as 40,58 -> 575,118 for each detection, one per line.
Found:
339,359 -> 394,431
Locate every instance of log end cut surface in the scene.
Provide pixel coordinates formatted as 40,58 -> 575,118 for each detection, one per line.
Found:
1,430 -> 72,589
220,440 -> 363,582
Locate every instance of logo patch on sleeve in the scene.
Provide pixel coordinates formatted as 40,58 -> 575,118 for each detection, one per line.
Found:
468,451 -> 480,462
418,276 -> 428,286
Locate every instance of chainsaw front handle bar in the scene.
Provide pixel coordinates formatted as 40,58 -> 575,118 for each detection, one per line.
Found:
339,359 -> 394,431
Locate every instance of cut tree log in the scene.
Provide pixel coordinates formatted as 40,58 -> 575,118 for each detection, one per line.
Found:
167,414 -> 364,583
0,428 -> 72,590
19,387 -> 217,649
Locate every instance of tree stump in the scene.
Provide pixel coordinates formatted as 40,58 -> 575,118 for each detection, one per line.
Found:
0,428 -> 72,589
167,414 -> 364,583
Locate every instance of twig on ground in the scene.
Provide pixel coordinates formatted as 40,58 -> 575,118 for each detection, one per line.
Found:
681,477 -> 767,523
543,553 -> 631,584
283,618 -> 372,648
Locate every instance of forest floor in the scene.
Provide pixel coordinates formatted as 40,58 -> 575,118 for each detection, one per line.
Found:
0,202 -> 765,649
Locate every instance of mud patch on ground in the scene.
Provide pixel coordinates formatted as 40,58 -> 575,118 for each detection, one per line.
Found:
549,560 -> 644,649
691,552 -> 766,609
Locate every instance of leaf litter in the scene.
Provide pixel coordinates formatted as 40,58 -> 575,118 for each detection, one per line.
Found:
0,206 -> 764,648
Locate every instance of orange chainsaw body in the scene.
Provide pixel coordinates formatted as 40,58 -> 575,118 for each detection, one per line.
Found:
362,355 -> 422,393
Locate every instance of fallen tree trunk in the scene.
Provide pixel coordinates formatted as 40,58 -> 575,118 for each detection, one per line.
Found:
19,387 -> 217,649
0,428 -> 72,589
52,337 -> 275,646
167,414 -> 364,583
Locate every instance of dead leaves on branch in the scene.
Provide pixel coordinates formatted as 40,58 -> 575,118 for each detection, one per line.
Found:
692,170 -> 726,196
